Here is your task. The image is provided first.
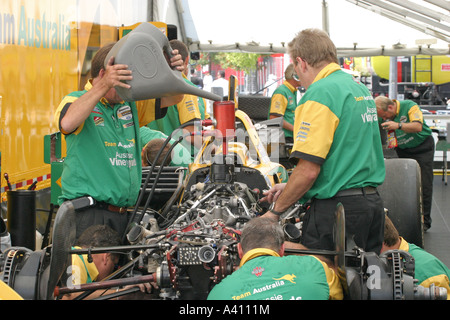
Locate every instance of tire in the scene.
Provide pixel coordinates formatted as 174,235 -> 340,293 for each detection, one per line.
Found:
377,158 -> 424,248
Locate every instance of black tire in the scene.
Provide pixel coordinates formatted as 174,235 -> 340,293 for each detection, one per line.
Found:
377,158 -> 424,248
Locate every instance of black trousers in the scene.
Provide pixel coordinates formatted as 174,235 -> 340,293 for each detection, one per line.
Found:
74,206 -> 130,242
396,135 -> 435,228
301,192 -> 385,255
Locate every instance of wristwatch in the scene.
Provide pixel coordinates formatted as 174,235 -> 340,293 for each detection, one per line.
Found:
398,122 -> 403,130
268,202 -> 285,216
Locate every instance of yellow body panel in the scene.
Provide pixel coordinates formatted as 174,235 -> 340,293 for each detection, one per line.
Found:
412,55 -> 450,84
0,0 -> 78,199
0,0 -> 159,202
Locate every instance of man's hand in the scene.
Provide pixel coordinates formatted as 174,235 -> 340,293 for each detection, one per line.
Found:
102,56 -> 133,89
169,49 -> 185,72
260,183 -> 286,204
381,121 -> 397,131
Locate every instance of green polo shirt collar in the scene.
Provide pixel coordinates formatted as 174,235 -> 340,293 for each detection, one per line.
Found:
312,63 -> 341,84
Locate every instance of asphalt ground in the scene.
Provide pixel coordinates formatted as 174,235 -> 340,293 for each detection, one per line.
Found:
423,174 -> 450,268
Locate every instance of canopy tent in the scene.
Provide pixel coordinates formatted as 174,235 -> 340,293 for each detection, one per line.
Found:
142,0 -> 448,99
160,0 -> 450,57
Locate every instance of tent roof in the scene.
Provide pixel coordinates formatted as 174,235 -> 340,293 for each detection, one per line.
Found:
171,0 -> 450,56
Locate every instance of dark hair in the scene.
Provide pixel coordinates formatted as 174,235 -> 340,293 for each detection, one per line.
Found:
90,42 -> 116,79
383,216 -> 400,247
143,138 -> 173,166
217,70 -> 225,78
76,224 -> 121,248
169,39 -> 189,62
240,218 -> 284,253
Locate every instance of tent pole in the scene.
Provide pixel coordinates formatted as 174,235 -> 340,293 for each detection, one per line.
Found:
322,0 -> 330,36
389,56 -> 398,99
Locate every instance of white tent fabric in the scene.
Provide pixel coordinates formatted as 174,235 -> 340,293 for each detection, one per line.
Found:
167,0 -> 450,56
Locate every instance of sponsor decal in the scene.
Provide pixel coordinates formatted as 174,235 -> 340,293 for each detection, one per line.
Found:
118,139 -> 135,149
231,273 -> 297,300
92,107 -> 103,115
232,292 -> 251,300
186,100 -> 195,113
252,267 -> 265,277
104,140 -> 135,148
1,5 -> 71,50
273,274 -> 296,284
109,152 -> 136,168
93,116 -> 104,126
288,96 -> 294,105
441,64 -> 450,72
117,105 -> 133,121
252,280 -> 285,293
274,101 -> 281,110
296,121 -> 310,142
104,141 -> 117,147
354,95 -> 374,102
360,106 -> 378,123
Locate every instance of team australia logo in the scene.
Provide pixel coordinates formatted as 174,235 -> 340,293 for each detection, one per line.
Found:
252,267 -> 265,277
273,274 -> 297,284
118,139 -> 135,149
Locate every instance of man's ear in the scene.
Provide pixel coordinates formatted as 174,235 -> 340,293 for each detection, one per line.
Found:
100,252 -> 110,265
98,68 -> 106,79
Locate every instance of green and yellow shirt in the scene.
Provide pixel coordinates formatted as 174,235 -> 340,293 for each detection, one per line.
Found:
70,246 -> 99,285
268,80 -> 298,138
147,74 -> 210,135
54,81 -> 152,207
139,126 -> 192,167
390,99 -> 432,149
399,237 -> 450,300
207,248 -> 343,300
290,63 -> 385,202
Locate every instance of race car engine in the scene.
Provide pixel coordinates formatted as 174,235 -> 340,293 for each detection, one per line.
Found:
126,162 -> 265,300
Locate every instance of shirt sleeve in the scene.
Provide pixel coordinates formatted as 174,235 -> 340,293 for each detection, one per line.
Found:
136,99 -> 157,127
54,95 -> 84,135
177,94 -> 202,124
313,257 -> 344,300
269,94 -> 288,116
408,104 -> 424,123
290,100 -> 339,165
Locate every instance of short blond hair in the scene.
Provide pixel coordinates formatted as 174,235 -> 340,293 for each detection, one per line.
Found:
374,96 -> 394,111
288,28 -> 338,68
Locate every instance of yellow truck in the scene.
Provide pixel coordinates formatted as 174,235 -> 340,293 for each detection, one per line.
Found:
0,0 -> 167,236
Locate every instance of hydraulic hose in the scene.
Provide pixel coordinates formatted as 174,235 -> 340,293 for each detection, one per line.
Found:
124,119 -> 214,242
